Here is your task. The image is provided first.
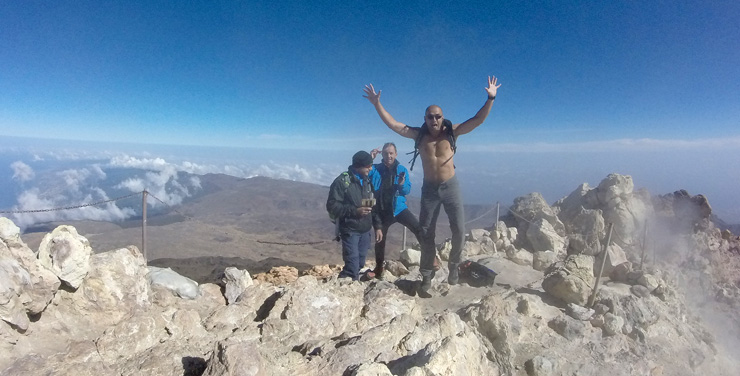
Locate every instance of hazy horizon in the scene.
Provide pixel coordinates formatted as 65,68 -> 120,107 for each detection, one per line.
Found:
2,136 -> 738,231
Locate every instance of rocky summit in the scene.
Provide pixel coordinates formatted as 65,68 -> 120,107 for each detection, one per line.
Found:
1,173 -> 739,375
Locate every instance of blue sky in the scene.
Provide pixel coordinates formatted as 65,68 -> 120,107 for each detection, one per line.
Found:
2,1 -> 738,149
1,1 -> 740,225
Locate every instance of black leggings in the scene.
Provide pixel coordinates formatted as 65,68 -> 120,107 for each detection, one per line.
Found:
374,208 -> 423,267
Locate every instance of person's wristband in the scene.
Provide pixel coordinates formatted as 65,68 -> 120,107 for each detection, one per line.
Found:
488,95 -> 496,101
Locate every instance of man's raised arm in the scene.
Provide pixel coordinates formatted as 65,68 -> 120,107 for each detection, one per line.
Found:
363,84 -> 418,139
453,76 -> 502,136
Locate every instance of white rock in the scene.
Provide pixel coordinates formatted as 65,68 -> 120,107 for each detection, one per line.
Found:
603,313 -> 624,336
37,225 -> 93,289
0,219 -> 59,316
223,267 -> 253,305
468,229 -> 490,242
0,259 -> 32,331
526,218 -> 566,254
463,240 -> 482,256
533,251 -> 559,271
479,236 -> 496,254
526,355 -> 555,376
202,338 -> 266,376
506,247 -> 533,267
400,248 -> 421,266
148,266 -> 199,299
49,246 -> 152,330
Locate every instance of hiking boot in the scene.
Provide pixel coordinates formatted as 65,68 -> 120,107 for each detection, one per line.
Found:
418,270 -> 434,298
448,263 -> 460,285
373,266 -> 384,280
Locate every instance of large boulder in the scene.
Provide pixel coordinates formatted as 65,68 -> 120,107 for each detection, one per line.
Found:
553,183 -> 593,225
595,173 -> 634,207
459,294 -> 520,375
566,208 -> 605,255
542,255 -> 596,305
510,193 -> 566,239
260,276 -> 364,348
0,259 -> 32,331
37,225 -> 93,289
49,246 -> 152,329
555,174 -> 653,258
148,266 -> 199,299
0,218 -> 59,316
358,281 -> 419,330
526,218 -> 566,254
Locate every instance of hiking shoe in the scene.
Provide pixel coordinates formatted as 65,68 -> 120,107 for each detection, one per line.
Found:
448,263 -> 459,285
418,273 -> 433,298
373,266 -> 384,280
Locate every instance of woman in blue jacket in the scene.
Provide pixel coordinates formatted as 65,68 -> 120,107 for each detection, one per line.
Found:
369,143 -> 424,278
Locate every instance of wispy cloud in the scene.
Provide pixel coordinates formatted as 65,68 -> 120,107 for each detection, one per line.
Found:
57,166 -> 106,192
11,161 -> 35,182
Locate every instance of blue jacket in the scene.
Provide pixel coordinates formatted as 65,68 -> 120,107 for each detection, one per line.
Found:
369,160 -> 411,217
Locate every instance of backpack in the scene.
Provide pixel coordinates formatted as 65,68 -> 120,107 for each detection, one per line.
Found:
458,260 -> 497,287
407,119 -> 456,171
328,172 -> 351,224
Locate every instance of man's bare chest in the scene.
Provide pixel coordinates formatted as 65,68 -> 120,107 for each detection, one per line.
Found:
420,137 -> 453,158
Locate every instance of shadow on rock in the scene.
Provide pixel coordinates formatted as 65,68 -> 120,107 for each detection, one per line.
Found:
394,279 -> 419,297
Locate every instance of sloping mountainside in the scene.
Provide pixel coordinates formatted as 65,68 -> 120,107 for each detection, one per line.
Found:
21,174 -> 498,282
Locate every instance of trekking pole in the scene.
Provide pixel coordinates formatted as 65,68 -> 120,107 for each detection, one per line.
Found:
588,222 -> 613,307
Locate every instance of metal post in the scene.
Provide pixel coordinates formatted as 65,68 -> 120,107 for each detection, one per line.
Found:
495,202 -> 500,227
402,227 -> 407,250
142,190 -> 148,262
588,222 -> 614,307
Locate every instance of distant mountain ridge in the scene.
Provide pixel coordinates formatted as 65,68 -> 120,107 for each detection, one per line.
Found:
20,174 -> 499,280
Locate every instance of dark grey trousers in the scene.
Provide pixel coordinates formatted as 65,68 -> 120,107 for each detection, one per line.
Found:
418,175 -> 465,275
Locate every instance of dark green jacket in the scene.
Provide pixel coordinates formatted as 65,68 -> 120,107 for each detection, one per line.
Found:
326,167 -> 381,235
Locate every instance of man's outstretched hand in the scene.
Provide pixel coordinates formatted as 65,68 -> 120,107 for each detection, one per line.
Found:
363,84 -> 381,105
485,76 -> 501,99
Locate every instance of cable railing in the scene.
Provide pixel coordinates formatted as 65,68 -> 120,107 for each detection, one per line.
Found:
1,192 -> 560,261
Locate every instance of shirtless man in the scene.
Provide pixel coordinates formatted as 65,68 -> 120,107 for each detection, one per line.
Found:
363,76 -> 501,297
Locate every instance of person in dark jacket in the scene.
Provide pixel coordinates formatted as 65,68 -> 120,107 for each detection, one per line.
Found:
326,150 -> 383,280
369,142 -> 423,278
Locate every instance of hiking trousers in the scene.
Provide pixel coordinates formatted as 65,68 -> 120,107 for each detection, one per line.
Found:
339,230 -> 372,280
419,175 -> 465,274
374,208 -> 423,268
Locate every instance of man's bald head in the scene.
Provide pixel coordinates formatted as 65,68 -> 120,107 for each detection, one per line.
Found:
425,105 -> 443,116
